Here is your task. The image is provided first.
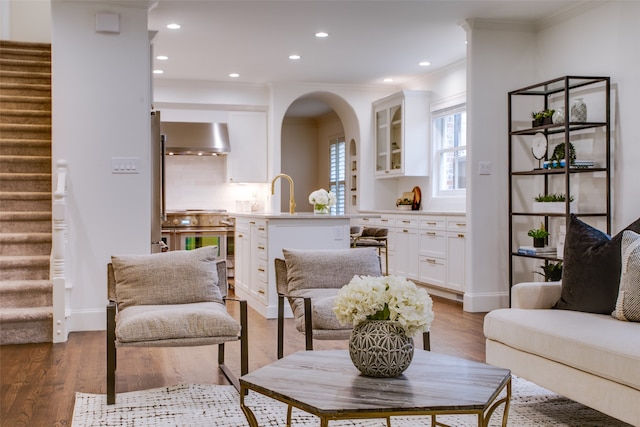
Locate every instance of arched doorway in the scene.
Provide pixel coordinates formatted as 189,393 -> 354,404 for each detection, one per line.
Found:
280,92 -> 360,213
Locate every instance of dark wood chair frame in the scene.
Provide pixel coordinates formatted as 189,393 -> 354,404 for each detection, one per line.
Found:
106,259 -> 248,404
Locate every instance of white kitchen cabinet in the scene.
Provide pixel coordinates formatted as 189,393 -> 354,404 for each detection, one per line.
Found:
418,216 -> 446,288
232,213 -> 355,318
227,111 -> 268,183
373,90 -> 430,178
234,218 -> 250,293
250,219 -> 268,304
446,217 -> 467,292
394,216 -> 419,280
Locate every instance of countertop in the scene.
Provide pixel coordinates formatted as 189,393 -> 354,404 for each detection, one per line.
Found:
231,212 -> 380,219
358,210 -> 466,216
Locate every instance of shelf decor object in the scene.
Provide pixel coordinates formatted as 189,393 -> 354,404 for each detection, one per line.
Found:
507,76 -> 611,297
571,98 -> 587,122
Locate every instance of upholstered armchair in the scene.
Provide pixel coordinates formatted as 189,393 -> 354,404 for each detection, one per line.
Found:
275,247 -> 383,359
106,246 -> 248,404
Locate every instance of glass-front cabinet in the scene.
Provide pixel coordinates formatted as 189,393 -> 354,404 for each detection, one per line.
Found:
373,90 -> 430,178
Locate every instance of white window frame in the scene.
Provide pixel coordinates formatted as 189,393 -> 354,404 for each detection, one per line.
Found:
329,135 -> 346,215
431,94 -> 466,198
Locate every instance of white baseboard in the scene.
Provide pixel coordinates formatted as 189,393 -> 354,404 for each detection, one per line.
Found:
67,308 -> 106,332
463,291 -> 510,312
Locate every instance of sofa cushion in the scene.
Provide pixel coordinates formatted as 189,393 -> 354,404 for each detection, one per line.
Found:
112,246 -> 222,310
116,301 -> 240,343
612,230 -> 640,322
484,308 -> 640,390
282,248 -> 381,293
554,215 -> 640,314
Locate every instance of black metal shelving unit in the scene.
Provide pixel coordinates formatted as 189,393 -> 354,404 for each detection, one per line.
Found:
508,76 -> 611,297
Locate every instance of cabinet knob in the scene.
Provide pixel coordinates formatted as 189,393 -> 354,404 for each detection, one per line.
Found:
425,232 -> 436,236
457,234 -> 465,238
258,267 -> 265,272
258,290 -> 265,295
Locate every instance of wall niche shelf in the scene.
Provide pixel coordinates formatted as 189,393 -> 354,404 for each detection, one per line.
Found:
508,76 -> 611,296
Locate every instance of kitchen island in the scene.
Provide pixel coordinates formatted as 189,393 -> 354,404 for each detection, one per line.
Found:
232,212 -> 377,318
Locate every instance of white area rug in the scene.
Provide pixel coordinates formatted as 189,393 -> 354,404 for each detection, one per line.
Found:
72,376 -> 629,426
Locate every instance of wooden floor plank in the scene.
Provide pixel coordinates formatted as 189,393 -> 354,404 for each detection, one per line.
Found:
0,294 -> 486,426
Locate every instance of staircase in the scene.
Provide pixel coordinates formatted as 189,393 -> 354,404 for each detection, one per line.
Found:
0,40 -> 53,345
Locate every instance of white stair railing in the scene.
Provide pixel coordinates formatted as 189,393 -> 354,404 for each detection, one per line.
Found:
52,160 -> 69,343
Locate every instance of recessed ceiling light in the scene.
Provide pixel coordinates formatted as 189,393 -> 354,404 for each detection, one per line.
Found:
315,32 -> 329,38
156,55 -> 168,60
419,61 -> 431,67
167,23 -> 181,30
229,73 -> 240,78
153,69 -> 164,74
383,78 -> 394,83
289,54 -> 301,60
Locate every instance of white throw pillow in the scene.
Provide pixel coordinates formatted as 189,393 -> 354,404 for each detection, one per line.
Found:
612,230 -> 640,321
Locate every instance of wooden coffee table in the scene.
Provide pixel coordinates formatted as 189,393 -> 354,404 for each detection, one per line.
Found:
240,350 -> 511,427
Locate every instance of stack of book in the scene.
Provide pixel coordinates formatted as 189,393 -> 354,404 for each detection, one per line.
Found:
572,160 -> 595,169
517,246 -> 557,256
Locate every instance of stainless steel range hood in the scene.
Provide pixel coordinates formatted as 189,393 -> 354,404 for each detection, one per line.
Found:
160,121 -> 230,155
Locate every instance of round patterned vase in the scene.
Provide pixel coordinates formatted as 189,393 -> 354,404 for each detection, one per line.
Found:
349,320 -> 414,377
313,204 -> 329,214
570,98 -> 587,122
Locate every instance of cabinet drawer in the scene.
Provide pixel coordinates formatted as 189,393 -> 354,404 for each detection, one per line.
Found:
376,215 -> 396,228
420,216 -> 446,230
253,281 -> 268,304
255,260 -> 268,283
447,217 -> 467,232
419,256 -> 446,287
255,220 -> 268,237
255,238 -> 267,260
419,230 -> 446,258
395,215 -> 419,229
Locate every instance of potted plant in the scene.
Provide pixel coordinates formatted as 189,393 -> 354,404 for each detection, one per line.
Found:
532,193 -> 577,214
535,261 -> 563,282
395,197 -> 413,210
531,111 -> 544,127
542,109 -> 555,125
528,223 -> 550,248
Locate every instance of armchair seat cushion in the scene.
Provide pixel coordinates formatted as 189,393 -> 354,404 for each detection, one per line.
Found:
116,302 -> 240,344
288,288 -> 350,332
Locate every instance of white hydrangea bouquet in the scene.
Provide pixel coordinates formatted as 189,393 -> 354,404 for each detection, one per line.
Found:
333,275 -> 434,338
308,188 -> 336,213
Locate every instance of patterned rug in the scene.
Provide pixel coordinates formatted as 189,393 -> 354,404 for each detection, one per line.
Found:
72,376 -> 629,427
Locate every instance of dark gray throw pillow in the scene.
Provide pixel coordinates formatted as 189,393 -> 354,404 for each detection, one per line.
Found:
554,215 -> 640,314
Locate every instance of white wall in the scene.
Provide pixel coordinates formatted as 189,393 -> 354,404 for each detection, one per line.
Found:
464,1 -> 640,311
281,117 -> 319,213
0,0 -> 51,42
535,1 -> 640,229
51,1 -> 151,331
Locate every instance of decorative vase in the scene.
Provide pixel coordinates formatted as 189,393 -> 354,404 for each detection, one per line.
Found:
552,107 -> 565,124
571,98 -> 587,122
313,204 -> 329,214
349,320 -> 414,378
533,237 -> 545,248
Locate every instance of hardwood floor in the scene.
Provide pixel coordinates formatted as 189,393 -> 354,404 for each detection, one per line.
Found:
0,294 -> 486,427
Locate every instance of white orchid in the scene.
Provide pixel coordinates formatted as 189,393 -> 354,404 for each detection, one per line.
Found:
333,275 -> 434,338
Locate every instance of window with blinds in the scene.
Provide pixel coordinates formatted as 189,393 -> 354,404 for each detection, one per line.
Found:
330,137 -> 346,214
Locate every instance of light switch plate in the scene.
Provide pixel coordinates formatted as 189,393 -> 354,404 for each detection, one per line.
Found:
112,157 -> 140,174
479,161 -> 491,175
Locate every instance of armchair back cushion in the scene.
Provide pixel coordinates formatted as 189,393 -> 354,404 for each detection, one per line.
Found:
282,247 -> 381,293
111,246 -> 222,309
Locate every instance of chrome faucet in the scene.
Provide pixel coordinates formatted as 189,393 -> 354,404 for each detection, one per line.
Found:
271,173 -> 296,214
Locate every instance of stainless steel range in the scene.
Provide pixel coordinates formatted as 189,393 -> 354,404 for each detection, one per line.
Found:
161,210 -> 235,277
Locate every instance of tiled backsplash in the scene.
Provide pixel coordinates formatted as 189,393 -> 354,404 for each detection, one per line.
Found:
165,155 -> 267,212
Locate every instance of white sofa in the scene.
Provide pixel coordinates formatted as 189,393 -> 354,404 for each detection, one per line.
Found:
484,281 -> 640,426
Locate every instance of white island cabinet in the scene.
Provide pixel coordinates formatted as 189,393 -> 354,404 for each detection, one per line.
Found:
232,213 -> 378,319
